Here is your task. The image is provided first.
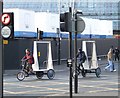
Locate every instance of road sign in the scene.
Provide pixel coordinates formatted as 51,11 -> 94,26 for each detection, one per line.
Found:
3,40 -> 8,45
1,13 -> 14,39
1,26 -> 11,38
1,13 -> 10,25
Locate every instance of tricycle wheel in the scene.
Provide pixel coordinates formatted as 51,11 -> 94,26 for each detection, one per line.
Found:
36,71 -> 44,79
95,67 -> 101,78
47,69 -> 55,80
17,71 -> 25,81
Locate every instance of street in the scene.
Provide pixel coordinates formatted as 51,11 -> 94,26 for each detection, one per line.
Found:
3,61 -> 119,97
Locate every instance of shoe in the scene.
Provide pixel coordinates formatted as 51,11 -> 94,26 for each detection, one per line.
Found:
28,72 -> 36,75
25,75 -> 29,77
25,73 -> 29,77
104,68 -> 107,71
113,69 -> 116,72
31,72 -> 36,75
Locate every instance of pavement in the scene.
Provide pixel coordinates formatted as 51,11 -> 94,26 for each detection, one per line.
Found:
3,58 -> 119,76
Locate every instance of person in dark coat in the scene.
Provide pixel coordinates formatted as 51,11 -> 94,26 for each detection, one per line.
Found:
114,47 -> 120,61
76,48 -> 86,71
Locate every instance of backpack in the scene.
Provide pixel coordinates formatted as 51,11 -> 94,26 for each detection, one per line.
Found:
31,55 -> 34,64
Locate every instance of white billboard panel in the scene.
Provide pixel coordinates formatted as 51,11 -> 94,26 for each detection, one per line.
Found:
80,17 -> 113,36
35,12 -> 59,33
3,8 -> 113,38
3,8 -> 35,32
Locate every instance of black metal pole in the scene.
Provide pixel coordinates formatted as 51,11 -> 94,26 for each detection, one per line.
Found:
69,32 -> 72,98
57,28 -> 61,65
37,28 -> 39,40
69,7 -> 72,98
58,36 -> 61,65
74,31 -> 78,93
0,1 -> 3,97
74,12 -> 78,94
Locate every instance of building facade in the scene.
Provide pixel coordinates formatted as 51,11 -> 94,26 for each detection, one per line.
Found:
3,0 -> 120,34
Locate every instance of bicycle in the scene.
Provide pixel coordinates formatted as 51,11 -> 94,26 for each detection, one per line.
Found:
73,65 -> 86,78
16,59 -> 32,81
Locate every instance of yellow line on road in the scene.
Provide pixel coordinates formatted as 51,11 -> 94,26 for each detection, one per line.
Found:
47,87 -> 67,92
4,90 -> 63,95
89,80 -> 118,85
78,84 -> 118,93
88,89 -> 118,93
4,80 -> 69,87
4,83 -> 68,95
79,84 -> 118,89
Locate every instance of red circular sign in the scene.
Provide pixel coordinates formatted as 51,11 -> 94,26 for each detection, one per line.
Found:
1,13 -> 11,25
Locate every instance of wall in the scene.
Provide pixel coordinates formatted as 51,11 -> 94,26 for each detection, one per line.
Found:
3,38 -> 118,70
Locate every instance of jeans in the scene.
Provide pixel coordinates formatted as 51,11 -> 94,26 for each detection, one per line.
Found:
105,60 -> 113,71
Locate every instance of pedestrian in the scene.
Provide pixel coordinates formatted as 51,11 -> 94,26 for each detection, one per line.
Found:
111,46 -> 114,54
114,47 -> 119,61
22,49 -> 35,74
110,46 -> 116,71
76,48 -> 86,72
105,48 -> 116,72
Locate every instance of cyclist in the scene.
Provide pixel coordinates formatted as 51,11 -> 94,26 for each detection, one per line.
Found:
22,49 -> 34,74
76,48 -> 86,72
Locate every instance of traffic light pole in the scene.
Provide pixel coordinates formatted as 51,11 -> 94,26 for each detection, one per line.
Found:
74,11 -> 78,94
74,31 -> 78,93
0,1 -> 3,97
69,32 -> 73,98
68,7 -> 72,98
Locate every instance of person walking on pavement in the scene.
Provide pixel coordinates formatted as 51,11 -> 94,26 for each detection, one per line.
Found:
105,48 -> 116,72
114,47 -> 120,61
110,46 -> 115,70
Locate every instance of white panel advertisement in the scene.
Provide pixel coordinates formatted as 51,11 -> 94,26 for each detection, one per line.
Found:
3,8 -> 35,32
35,12 -> 59,33
3,8 -> 113,37
80,17 -> 113,35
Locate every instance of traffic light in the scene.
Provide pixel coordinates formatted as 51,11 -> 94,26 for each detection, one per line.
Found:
1,12 -> 14,39
40,31 -> 43,39
60,12 -> 72,32
38,30 -> 43,40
